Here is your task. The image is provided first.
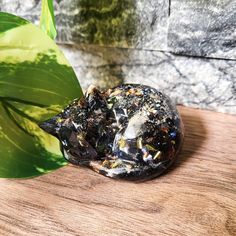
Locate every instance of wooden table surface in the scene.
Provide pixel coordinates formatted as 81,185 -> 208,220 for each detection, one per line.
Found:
0,106 -> 235,236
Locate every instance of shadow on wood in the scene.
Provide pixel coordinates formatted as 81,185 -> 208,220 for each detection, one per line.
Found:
166,106 -> 207,174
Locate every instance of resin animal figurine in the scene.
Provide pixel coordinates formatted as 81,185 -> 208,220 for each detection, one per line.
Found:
40,84 -> 184,180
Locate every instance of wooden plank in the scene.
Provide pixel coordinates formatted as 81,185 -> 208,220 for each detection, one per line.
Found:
0,106 -> 235,236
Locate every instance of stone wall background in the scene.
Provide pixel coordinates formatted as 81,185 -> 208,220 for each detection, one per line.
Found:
0,0 -> 236,114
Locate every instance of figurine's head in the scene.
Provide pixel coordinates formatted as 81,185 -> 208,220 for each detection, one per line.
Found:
39,85 -> 105,165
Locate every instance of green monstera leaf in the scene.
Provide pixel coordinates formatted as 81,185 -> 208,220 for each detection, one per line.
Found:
0,12 -> 83,178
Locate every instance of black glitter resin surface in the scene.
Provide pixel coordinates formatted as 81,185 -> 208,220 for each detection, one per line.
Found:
40,84 -> 184,180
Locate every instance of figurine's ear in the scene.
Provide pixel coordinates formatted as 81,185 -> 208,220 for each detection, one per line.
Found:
85,84 -> 100,97
85,85 -> 107,111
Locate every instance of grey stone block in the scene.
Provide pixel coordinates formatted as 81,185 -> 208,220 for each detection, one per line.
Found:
59,44 -> 236,115
55,0 -> 169,50
168,0 -> 236,59
0,0 -> 169,50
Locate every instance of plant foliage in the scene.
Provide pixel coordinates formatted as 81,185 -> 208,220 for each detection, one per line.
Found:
40,0 -> 57,39
0,12 -> 83,178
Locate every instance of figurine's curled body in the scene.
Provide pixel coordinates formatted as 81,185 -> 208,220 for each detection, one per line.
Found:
40,84 -> 184,180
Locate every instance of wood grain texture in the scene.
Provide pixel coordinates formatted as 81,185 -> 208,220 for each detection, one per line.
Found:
0,106 -> 235,236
